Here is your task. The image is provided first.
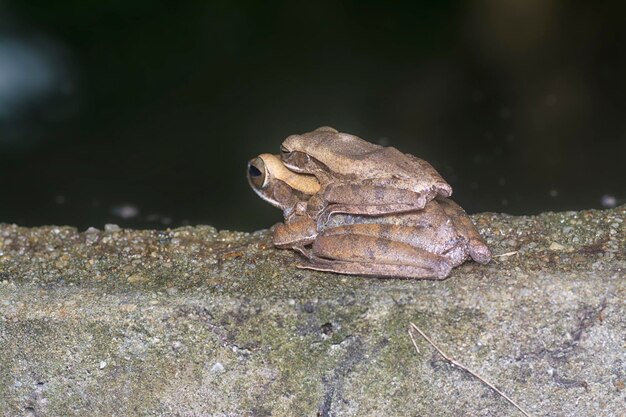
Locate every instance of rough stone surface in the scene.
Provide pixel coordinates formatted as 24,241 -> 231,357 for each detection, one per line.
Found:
0,206 -> 624,417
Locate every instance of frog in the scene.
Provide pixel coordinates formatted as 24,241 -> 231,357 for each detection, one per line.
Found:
279,127 -> 454,224
247,153 -> 491,279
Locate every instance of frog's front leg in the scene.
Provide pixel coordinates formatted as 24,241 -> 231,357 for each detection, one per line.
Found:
296,227 -> 453,279
310,182 -> 439,227
272,215 -> 317,250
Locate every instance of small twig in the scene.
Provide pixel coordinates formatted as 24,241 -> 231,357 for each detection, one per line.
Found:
407,328 -> 420,354
409,322 -> 532,417
494,251 -> 519,258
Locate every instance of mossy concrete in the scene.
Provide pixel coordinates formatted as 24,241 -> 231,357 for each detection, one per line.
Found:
0,206 -> 624,416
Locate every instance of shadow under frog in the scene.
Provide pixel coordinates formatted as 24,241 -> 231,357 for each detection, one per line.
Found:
248,153 -> 491,280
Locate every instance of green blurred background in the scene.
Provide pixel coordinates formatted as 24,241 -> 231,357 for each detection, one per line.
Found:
0,1 -> 624,231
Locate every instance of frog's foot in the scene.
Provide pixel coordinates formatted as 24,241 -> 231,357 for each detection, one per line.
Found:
289,245 -> 314,259
468,239 -> 491,264
296,257 -> 452,280
436,197 -> 492,264
297,233 -> 453,280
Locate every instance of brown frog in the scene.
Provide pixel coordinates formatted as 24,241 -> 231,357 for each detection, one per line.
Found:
247,154 -> 491,279
279,127 -> 453,224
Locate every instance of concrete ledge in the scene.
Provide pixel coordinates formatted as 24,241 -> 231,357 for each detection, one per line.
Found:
1,206 -> 624,416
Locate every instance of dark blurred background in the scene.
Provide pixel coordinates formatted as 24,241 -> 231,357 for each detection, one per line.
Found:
0,1 -> 624,231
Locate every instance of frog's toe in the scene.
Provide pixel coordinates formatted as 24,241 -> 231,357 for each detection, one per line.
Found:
469,239 -> 492,264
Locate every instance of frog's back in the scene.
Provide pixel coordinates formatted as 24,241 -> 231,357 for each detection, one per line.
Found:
289,127 -> 452,196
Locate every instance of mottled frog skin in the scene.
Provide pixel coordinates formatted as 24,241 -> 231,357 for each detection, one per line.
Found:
247,145 -> 490,279
280,126 -> 452,222
310,197 -> 491,279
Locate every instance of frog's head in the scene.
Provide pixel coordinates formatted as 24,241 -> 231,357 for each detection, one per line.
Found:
247,153 -> 320,212
280,126 -> 374,178
280,127 -> 338,168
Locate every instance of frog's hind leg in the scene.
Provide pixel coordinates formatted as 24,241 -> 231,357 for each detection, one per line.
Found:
298,233 -> 453,279
317,202 -> 420,228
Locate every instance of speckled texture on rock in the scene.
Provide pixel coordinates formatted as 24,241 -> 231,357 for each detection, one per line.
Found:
0,206 -> 624,417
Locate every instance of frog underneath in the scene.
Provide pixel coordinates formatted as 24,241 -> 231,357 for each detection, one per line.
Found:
248,152 -> 490,279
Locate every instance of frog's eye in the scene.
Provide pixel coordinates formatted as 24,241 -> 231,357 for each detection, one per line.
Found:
249,164 -> 262,177
280,145 -> 290,155
247,158 -> 267,189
